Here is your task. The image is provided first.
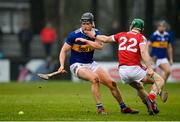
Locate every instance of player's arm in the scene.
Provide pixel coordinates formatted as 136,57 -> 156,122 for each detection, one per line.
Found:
167,43 -> 173,65
147,41 -> 152,52
140,43 -> 154,77
95,35 -> 115,43
84,30 -> 115,43
75,38 -> 103,50
58,42 -> 71,73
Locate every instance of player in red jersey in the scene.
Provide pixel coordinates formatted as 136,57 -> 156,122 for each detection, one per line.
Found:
76,19 -> 166,115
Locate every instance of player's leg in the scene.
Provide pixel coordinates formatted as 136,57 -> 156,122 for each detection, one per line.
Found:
156,59 -> 170,103
159,63 -> 171,83
95,67 -> 123,103
77,67 -> 106,114
119,65 -> 158,115
142,72 -> 167,103
129,81 -> 154,115
144,72 -> 164,100
118,66 -> 155,115
156,58 -> 171,83
95,67 -> 139,114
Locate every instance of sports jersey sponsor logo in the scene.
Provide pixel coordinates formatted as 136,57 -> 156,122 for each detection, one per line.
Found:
152,41 -> 168,48
72,44 -> 94,52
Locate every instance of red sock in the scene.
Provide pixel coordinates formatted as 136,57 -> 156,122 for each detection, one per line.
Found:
148,93 -> 156,102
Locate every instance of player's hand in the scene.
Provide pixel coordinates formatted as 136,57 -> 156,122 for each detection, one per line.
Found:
75,38 -> 87,43
169,59 -> 173,65
58,66 -> 67,74
147,68 -> 154,78
84,30 -> 96,39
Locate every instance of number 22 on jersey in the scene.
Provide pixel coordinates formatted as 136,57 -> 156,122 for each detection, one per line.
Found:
118,37 -> 138,53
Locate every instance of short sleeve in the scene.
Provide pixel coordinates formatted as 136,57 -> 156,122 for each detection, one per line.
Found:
149,33 -> 155,42
65,32 -> 76,46
139,36 -> 147,46
112,33 -> 121,42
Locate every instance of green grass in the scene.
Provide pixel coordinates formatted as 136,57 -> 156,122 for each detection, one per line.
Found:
0,81 -> 180,121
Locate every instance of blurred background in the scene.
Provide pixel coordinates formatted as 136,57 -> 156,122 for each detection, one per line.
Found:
0,0 -> 179,82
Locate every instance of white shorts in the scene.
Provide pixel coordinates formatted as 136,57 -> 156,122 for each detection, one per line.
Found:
156,58 -> 169,67
70,61 -> 99,77
119,65 -> 147,84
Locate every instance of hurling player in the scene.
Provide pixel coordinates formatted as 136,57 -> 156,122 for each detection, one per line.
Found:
147,20 -> 173,102
77,19 -> 166,115
58,12 -> 138,114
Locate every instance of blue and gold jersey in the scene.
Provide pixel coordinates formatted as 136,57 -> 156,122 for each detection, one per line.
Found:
149,30 -> 172,59
66,28 -> 100,65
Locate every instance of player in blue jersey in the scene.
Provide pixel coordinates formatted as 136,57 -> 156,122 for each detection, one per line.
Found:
147,20 -> 173,103
58,12 -> 138,114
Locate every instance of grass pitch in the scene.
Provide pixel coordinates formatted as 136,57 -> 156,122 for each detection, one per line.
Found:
0,81 -> 180,121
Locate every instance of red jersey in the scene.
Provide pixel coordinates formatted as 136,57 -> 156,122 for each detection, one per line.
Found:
112,30 -> 146,66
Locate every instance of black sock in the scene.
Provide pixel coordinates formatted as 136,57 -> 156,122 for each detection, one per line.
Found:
120,102 -> 127,109
96,103 -> 103,109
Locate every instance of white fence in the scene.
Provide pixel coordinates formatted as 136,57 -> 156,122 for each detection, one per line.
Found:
0,60 -> 10,82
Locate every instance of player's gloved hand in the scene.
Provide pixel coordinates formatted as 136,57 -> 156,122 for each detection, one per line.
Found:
75,38 -> 87,43
58,66 -> 67,74
84,30 -> 96,39
147,68 -> 154,78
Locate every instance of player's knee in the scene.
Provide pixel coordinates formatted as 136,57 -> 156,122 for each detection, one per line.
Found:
130,82 -> 144,90
137,85 -> 144,91
111,81 -> 117,87
110,81 -> 118,89
136,83 -> 144,91
90,75 -> 99,84
164,69 -> 171,76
